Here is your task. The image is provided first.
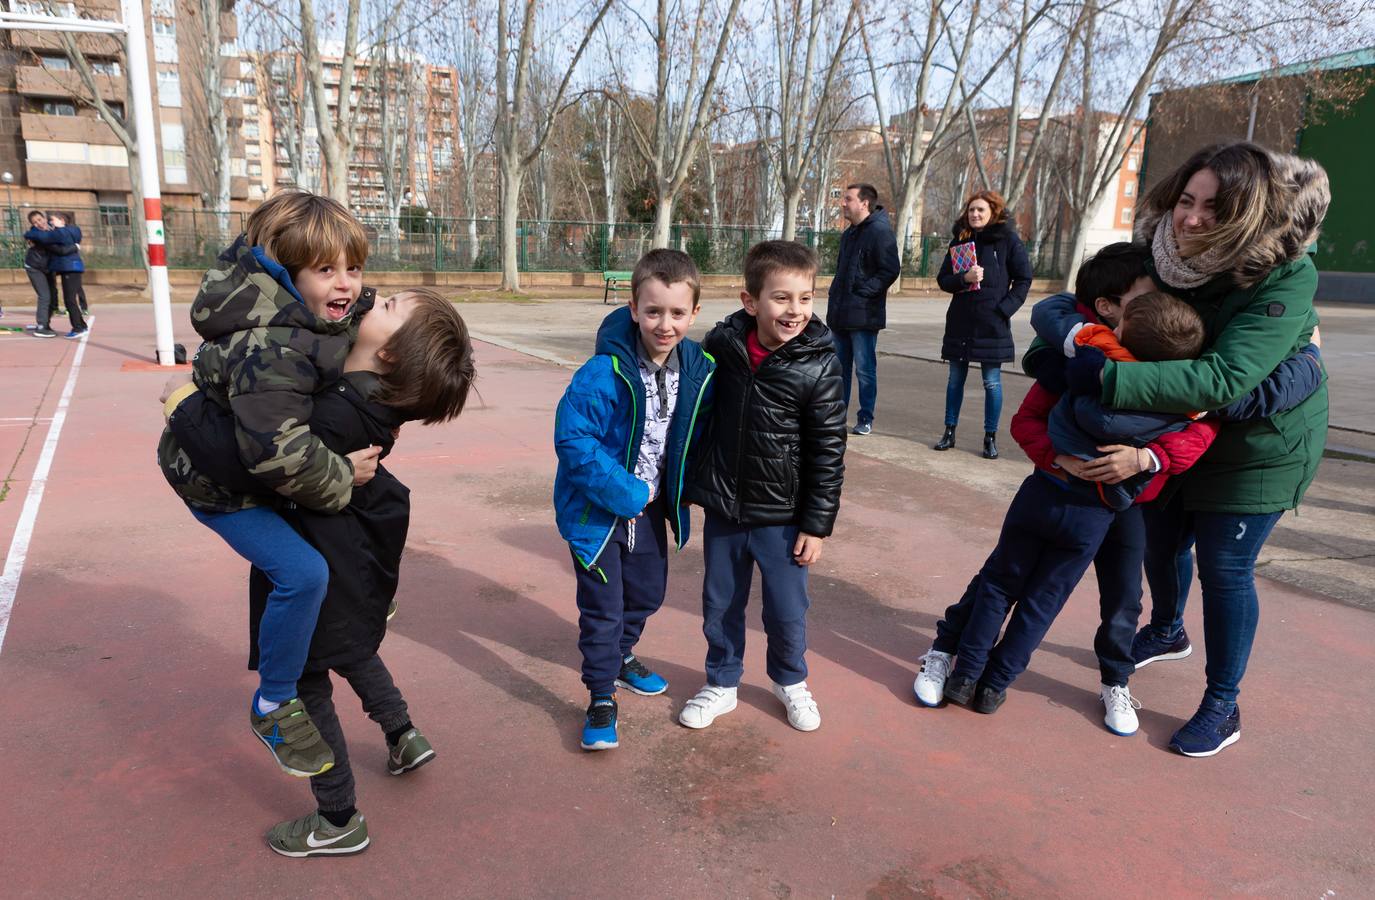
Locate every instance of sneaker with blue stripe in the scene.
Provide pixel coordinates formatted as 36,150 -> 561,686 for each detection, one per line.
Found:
250,692 -> 335,777
615,654 -> 668,696
580,696 -> 618,751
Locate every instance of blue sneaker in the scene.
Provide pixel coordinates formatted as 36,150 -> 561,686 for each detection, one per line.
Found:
1170,698 -> 1241,757
1131,625 -> 1192,669
853,422 -> 872,435
580,696 -> 618,751
615,654 -> 668,696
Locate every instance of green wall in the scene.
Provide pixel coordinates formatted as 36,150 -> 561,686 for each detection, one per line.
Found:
1299,70 -> 1374,273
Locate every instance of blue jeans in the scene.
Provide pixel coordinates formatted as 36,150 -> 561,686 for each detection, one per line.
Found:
192,506 -> 329,702
832,329 -> 879,426
1141,492 -> 1283,704
944,360 -> 1002,433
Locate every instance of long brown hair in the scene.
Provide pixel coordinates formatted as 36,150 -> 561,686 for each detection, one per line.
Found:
1135,142 -> 1330,287
374,288 -> 475,425
954,190 -> 1008,241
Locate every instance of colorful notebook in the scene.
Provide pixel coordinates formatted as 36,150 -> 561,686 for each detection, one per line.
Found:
950,241 -> 979,291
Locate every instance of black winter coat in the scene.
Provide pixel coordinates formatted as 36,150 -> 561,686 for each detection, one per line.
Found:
686,310 -> 847,537
826,206 -> 902,331
935,221 -> 1032,364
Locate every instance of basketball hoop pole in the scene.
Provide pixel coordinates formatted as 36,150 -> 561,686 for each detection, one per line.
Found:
0,0 -> 177,365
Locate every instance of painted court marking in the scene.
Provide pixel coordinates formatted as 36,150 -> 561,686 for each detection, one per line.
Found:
0,332 -> 90,654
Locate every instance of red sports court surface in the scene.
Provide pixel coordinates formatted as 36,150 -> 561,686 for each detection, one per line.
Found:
0,305 -> 1371,897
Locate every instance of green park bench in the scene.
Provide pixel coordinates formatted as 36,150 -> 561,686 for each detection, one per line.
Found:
602,270 -> 632,304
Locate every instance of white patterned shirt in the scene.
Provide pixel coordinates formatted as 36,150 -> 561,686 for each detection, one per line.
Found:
633,343 -> 680,501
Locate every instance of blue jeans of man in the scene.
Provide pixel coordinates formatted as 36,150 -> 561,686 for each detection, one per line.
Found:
1141,491 -> 1283,704
571,494 -> 669,696
701,510 -> 810,688
192,506 -> 329,702
832,328 -> 879,426
944,360 -> 1002,433
947,474 -> 1116,691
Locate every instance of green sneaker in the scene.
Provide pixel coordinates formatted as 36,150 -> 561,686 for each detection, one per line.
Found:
250,693 -> 335,777
387,728 -> 435,775
266,810 -> 369,858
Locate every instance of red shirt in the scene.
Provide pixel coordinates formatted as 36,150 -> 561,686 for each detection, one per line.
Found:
746,329 -> 771,371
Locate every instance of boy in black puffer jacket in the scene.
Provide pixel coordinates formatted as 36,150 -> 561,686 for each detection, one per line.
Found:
680,241 -> 847,733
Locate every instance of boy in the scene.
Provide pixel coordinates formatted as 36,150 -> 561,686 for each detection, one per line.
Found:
553,249 -> 716,751
678,241 -> 847,732
158,189 -> 383,779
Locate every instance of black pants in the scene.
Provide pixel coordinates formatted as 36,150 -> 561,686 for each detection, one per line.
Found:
57,273 -> 87,330
1092,504 -> 1145,686
296,654 -> 411,813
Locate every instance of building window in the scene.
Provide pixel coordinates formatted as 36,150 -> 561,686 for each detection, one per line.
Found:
38,55 -> 70,70
248,162 -> 262,177
152,17 -> 176,36
161,122 -> 187,183
241,102 -> 259,117
99,204 -> 131,227
153,19 -> 178,63
1124,180 -> 1135,197
40,101 -> 77,116
243,121 -> 260,139
245,143 -> 260,158
157,70 -> 182,107
15,0 -> 77,14
88,144 -> 128,166
1127,154 -> 1139,171
90,59 -> 120,76
1121,207 -> 1133,224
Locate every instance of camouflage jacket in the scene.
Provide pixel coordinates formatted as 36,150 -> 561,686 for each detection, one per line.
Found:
157,236 -> 375,514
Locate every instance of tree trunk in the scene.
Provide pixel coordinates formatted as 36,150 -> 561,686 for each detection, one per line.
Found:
200,0 -> 229,238
651,190 -> 675,249
780,184 -> 802,242
500,154 -> 522,291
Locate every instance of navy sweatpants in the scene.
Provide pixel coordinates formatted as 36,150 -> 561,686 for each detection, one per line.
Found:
701,509 -> 810,688
945,473 -> 1117,692
572,496 -> 669,697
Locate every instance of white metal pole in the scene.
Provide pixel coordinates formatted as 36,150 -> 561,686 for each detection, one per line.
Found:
121,0 -> 176,365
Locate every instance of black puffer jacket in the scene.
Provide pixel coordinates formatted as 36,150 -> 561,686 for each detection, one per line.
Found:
687,309 -> 847,537
936,221 -> 1032,364
826,206 -> 902,331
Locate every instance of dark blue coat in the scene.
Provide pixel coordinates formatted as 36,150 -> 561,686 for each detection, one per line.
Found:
936,221 -> 1031,364
26,225 -> 84,273
826,207 -> 901,331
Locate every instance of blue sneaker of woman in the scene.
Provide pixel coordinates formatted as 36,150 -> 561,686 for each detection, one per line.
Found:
580,696 -> 618,751
1170,698 -> 1240,757
615,654 -> 668,695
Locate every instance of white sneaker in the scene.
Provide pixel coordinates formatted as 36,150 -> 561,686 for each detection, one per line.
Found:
679,684 -> 737,729
772,681 -> 821,732
1101,684 -> 1142,736
913,649 -> 953,707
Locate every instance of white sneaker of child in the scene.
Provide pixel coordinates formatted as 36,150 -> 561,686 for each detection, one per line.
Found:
1101,683 -> 1142,736
913,649 -> 953,707
772,680 -> 821,732
679,684 -> 738,729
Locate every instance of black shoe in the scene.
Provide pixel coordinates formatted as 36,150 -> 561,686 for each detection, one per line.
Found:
31,326 -> 57,339
983,432 -> 998,459
973,683 -> 1007,714
934,426 -> 956,451
943,675 -> 977,706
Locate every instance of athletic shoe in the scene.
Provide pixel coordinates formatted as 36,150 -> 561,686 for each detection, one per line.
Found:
266,810 -> 369,858
678,684 -> 737,729
1170,698 -> 1241,757
615,654 -> 668,696
386,598 -> 397,622
853,422 -> 872,435
772,680 -> 821,731
24,323 -> 39,330
973,683 -> 1006,714
387,728 -> 435,775
913,649 -> 952,707
250,692 -> 335,777
64,328 -> 87,339
580,695 -> 618,750
943,674 -> 977,706
1132,625 -> 1192,669
31,326 -> 57,338
1101,684 -> 1142,736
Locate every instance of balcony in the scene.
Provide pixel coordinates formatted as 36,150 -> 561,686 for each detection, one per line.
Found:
26,160 -> 131,192
20,112 -> 121,146
17,65 -> 125,102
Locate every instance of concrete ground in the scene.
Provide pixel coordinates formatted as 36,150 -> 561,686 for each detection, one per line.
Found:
0,298 -> 1371,897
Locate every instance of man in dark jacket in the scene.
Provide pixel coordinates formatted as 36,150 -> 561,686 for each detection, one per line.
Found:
825,183 -> 901,435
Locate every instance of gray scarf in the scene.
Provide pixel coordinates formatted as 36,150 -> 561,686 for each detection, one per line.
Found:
1150,215 -> 1227,290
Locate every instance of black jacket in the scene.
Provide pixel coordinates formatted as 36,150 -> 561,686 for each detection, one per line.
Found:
23,238 -> 76,272
687,310 -> 847,537
826,207 -> 902,331
935,221 -> 1032,364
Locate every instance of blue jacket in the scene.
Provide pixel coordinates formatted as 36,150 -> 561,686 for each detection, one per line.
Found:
826,207 -> 901,331
26,225 -> 84,273
553,306 -> 715,574
1048,393 -> 1188,510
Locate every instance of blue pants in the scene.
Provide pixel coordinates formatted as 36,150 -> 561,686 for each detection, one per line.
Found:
1141,491 -> 1283,704
572,497 -> 669,696
832,328 -> 879,426
1092,504 -> 1145,687
701,510 -> 810,688
944,360 -> 1002,433
945,474 -> 1116,691
192,506 -> 329,702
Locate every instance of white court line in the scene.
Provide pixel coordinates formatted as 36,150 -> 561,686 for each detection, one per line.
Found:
0,331 -> 90,654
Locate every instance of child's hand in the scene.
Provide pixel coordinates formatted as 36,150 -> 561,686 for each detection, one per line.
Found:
159,372 -> 193,404
1080,445 -> 1150,484
1054,454 -> 1091,479
1311,325 -> 1321,348
347,445 -> 382,485
793,532 -> 824,566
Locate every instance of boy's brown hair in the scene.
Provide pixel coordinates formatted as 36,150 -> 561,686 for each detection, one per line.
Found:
744,240 -> 818,297
631,248 -> 701,308
374,288 -> 476,425
1120,292 -> 1206,362
245,188 -> 369,279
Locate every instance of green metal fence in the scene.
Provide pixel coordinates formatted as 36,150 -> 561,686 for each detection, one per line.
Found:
2,206 -> 1064,279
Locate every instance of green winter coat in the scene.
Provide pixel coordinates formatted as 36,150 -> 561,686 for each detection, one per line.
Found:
1101,255 -> 1327,513
157,237 -> 372,514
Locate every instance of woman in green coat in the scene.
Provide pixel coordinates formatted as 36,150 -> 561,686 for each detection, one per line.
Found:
1073,143 -> 1330,757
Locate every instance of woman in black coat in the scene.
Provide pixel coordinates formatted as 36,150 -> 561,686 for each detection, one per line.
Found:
934,190 -> 1032,459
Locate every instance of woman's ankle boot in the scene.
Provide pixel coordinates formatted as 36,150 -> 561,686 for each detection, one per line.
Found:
983,432 -> 998,459
934,426 -> 956,451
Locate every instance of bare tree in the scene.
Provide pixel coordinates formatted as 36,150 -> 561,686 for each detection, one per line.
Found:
299,0 -> 362,205
597,94 -> 622,242
187,0 -> 232,238
370,20 -> 423,242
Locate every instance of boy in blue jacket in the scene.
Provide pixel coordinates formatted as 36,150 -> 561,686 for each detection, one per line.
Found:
553,249 -> 715,751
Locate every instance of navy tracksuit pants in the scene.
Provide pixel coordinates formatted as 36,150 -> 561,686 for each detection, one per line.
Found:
572,495 -> 669,697
934,473 -> 1117,692
701,509 -> 810,688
